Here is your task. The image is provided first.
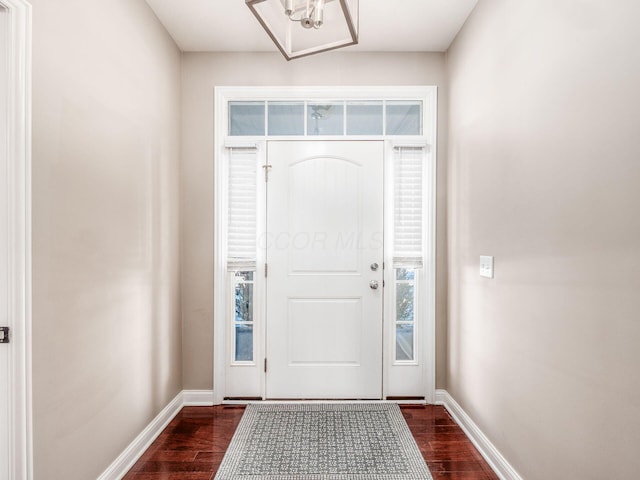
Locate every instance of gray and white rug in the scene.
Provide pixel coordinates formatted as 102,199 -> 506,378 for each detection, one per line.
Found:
214,403 -> 433,480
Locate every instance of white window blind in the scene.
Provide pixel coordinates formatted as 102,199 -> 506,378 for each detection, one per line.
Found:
227,147 -> 258,271
393,146 -> 424,268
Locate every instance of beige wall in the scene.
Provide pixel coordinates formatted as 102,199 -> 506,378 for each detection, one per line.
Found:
181,52 -> 449,390
447,0 -> 640,478
31,1 -> 182,478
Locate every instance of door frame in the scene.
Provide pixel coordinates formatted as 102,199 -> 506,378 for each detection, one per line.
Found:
0,0 -> 32,478
213,86 -> 437,404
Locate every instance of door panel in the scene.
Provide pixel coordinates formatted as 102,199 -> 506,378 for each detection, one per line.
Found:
287,156 -> 361,274
288,298 -> 362,365
266,141 -> 384,399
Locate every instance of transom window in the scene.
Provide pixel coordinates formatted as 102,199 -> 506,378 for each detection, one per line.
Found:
229,100 -> 423,137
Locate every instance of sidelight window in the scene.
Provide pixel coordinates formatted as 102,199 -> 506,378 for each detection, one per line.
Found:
227,147 -> 258,270
395,268 -> 416,361
392,146 -> 425,362
227,147 -> 259,363
234,271 -> 254,362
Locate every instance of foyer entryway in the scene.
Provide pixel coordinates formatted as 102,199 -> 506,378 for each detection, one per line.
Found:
265,141 -> 384,399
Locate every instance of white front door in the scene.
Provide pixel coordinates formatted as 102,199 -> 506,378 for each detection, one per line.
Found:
265,141 -> 384,399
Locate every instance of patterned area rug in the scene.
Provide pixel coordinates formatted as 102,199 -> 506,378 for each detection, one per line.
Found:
214,403 -> 433,480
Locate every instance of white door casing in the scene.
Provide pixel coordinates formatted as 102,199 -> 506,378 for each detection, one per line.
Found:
213,86 -> 437,405
0,0 -> 32,478
0,6 -> 10,476
265,141 -> 384,399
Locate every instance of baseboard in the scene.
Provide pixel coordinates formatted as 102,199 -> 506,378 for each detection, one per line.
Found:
435,390 -> 522,480
434,389 -> 448,406
96,392 -> 184,480
183,389 -> 215,406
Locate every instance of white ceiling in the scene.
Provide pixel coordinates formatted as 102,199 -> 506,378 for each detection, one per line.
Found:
145,0 -> 478,53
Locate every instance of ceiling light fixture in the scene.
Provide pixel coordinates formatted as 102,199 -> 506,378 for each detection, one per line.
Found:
246,0 -> 359,61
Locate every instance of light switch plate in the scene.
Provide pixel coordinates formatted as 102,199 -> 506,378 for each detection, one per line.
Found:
480,255 -> 494,278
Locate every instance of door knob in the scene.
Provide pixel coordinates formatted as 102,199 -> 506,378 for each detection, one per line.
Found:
369,280 -> 379,290
370,262 -> 379,271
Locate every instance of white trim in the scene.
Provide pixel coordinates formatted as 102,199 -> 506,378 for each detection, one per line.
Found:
435,390 -> 523,480
96,392 -> 183,480
214,89 -> 226,405
226,135 -> 427,144
1,0 -> 32,479
424,88 -> 437,405
434,389 -> 448,405
214,86 -> 437,404
183,390 -> 215,407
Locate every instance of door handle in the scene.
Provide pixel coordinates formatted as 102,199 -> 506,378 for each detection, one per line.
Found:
369,280 -> 379,290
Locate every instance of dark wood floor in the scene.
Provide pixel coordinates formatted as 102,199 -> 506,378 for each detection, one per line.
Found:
123,405 -> 499,480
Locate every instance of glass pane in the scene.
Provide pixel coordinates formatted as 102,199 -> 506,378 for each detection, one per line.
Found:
229,102 -> 265,136
235,271 -> 254,282
396,268 -> 415,281
396,283 -> 415,323
396,324 -> 414,361
346,102 -> 383,135
268,102 -> 305,136
386,101 -> 422,135
235,282 -> 254,323
307,103 -> 344,135
235,324 -> 254,362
